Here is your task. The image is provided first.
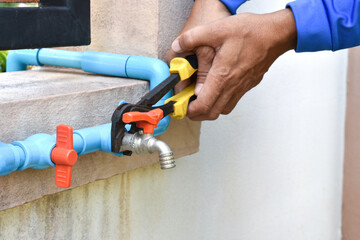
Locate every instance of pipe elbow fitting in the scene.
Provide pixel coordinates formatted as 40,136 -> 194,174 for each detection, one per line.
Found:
125,56 -> 171,100
6,49 -> 42,72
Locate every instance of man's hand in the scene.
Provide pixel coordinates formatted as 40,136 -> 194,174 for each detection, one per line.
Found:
167,0 -> 231,95
171,9 -> 297,121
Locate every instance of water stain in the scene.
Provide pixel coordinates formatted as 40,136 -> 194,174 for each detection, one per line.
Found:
0,165 -> 162,240
119,172 -> 131,240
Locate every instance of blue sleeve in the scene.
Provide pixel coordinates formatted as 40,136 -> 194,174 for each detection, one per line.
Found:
287,0 -> 360,52
220,0 -> 247,14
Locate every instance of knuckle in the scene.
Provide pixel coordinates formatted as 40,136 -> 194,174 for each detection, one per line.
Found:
196,72 -> 207,83
208,112 -> 220,120
188,116 -> 197,121
188,99 -> 212,118
207,70 -> 231,89
195,103 -> 211,116
196,47 -> 215,63
209,67 -> 234,86
205,108 -> 221,120
216,66 -> 233,80
222,109 -> 232,115
198,105 -> 211,116
181,31 -> 194,49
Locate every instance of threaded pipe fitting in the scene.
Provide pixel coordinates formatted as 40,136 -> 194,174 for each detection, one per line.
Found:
159,152 -> 175,169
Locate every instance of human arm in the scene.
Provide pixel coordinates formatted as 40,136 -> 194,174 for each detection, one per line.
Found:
287,0 -> 360,52
171,0 -> 360,121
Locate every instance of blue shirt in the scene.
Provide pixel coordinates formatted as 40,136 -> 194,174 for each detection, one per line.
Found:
220,0 -> 360,52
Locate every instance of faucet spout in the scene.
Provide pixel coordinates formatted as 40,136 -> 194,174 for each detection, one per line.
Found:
120,132 -> 175,169
149,138 -> 175,169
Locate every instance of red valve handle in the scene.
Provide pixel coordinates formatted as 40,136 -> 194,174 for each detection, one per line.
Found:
51,125 -> 78,188
123,108 -> 163,133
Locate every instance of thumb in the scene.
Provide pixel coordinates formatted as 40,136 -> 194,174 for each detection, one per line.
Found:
171,25 -> 214,53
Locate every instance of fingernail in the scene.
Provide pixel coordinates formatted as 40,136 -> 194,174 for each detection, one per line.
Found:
195,83 -> 203,95
172,39 -> 182,53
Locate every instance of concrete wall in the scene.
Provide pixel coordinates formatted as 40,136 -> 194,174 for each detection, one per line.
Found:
342,47 -> 360,240
0,0 -> 348,239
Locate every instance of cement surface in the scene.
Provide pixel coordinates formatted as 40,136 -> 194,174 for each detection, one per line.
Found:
342,47 -> 360,240
62,0 -> 193,61
0,68 -> 143,103
0,67 -> 147,143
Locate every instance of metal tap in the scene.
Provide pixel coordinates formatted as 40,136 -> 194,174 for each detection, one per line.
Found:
120,131 -> 175,169
118,108 -> 175,169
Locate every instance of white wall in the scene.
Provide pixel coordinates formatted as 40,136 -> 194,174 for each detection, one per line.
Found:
0,1 -> 348,239
126,1 -> 348,239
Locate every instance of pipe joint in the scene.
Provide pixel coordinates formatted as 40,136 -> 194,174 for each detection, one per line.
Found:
11,133 -> 56,170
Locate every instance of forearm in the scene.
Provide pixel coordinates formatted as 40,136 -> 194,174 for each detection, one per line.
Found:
189,0 -> 230,25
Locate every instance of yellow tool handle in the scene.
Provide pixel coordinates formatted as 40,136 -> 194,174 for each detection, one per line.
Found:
166,55 -> 198,119
165,83 -> 196,119
169,55 -> 198,81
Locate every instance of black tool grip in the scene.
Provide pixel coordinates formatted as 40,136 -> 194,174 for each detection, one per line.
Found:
185,55 -> 198,69
136,74 -> 180,106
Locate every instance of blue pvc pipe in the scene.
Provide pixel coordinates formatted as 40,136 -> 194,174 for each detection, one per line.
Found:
0,142 -> 24,176
6,49 -> 42,72
38,49 -> 83,69
0,49 -> 172,176
81,51 -> 129,77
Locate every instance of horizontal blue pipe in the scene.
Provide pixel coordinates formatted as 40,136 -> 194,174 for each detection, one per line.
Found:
0,49 -> 172,176
38,49 -> 83,69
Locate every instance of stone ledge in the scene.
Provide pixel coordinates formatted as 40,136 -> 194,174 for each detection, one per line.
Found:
0,67 -> 200,210
0,67 -> 148,142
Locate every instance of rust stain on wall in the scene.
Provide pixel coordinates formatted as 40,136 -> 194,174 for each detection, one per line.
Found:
0,168 -> 135,240
0,159 -> 181,239
119,172 -> 131,239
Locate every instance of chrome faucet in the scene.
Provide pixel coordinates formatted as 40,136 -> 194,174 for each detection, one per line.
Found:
121,131 -> 175,169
